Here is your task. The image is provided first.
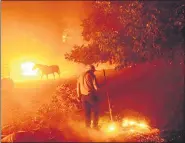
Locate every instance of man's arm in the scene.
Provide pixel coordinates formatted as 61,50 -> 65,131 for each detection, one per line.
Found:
93,75 -> 106,90
93,76 -> 100,90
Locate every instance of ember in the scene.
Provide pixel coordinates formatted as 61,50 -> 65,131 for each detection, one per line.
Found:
121,118 -> 150,133
101,118 -> 152,135
99,117 -> 164,142
107,122 -> 117,132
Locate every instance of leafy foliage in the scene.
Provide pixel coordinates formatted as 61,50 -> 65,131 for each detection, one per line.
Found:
154,2 -> 184,48
65,1 -> 184,68
65,1 -> 162,66
37,83 -> 81,124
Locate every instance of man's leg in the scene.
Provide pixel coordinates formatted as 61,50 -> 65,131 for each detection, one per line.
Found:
92,102 -> 99,129
82,101 -> 91,128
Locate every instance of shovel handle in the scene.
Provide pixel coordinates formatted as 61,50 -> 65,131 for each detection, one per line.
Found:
103,69 -> 107,82
103,69 -> 113,121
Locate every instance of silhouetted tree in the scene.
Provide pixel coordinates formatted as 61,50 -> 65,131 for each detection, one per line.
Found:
65,1 -> 183,68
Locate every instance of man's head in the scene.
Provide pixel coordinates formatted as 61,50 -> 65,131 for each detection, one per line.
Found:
87,65 -> 96,73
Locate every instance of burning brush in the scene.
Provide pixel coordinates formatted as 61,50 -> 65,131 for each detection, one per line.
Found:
101,118 -> 151,134
99,117 -> 164,142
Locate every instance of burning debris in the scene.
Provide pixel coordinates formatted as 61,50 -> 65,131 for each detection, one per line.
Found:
97,117 -> 165,142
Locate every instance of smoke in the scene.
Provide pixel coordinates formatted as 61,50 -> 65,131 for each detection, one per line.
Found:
2,1 -> 91,80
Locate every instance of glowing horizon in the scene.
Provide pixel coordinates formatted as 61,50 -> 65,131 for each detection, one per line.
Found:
21,62 -> 38,76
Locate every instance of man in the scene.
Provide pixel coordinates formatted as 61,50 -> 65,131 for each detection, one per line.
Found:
77,65 -> 103,130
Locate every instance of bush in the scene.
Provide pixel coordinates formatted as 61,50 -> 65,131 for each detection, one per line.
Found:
37,83 -> 82,124
2,83 -> 82,141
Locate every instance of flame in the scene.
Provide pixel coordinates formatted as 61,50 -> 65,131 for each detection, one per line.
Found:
138,122 -> 148,129
96,117 -> 163,142
107,123 -> 117,132
129,120 -> 136,126
21,62 -> 38,76
122,118 -> 150,133
62,35 -> 67,42
122,119 -> 129,127
129,129 -> 135,133
104,119 -> 150,134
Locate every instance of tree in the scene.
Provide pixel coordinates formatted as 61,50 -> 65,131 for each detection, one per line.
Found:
65,1 -> 180,67
156,1 -> 184,47
152,1 -> 185,62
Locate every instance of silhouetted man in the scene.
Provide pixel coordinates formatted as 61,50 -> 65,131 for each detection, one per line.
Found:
77,65 -> 101,130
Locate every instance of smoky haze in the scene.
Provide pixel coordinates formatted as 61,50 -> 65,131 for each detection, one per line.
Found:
2,1 -> 92,80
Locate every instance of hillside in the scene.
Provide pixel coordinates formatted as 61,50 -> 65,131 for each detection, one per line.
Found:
1,59 -> 184,142
96,59 -> 184,131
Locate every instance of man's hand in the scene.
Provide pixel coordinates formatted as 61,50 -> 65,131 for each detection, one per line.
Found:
77,96 -> 81,103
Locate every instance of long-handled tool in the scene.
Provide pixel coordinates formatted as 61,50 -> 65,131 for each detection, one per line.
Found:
103,69 -> 113,122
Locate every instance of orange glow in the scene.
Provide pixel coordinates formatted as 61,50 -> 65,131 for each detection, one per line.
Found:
122,118 -> 150,133
138,122 -> 149,129
100,118 -> 151,137
62,35 -> 67,43
8,56 -> 82,81
107,122 -> 117,132
21,62 -> 38,76
9,57 -> 44,81
129,129 -> 135,133
122,119 -> 129,127
129,120 -> 136,126
2,1 -> 88,82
